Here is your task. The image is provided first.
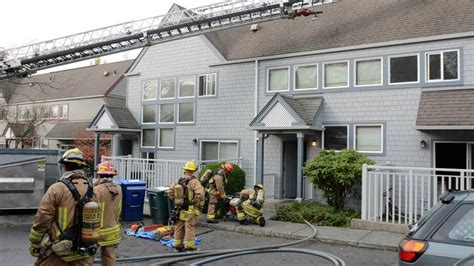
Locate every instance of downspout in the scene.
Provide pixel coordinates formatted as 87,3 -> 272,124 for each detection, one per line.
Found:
253,59 -> 259,185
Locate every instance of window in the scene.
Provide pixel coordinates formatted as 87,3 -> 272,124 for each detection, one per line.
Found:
294,64 -> 318,90
432,204 -> 474,244
267,67 -> 289,92
142,105 -> 156,124
200,140 -> 238,161
42,106 -> 50,119
59,105 -> 68,119
355,59 -> 382,86
0,108 -> 4,121
159,104 -> 174,123
159,128 -> 174,148
50,105 -> 59,119
178,102 -> 194,123
324,62 -> 349,88
389,55 -> 418,84
160,79 -> 176,99
354,124 -> 383,153
426,50 -> 459,81
323,126 -> 348,150
179,76 -> 195,98
141,129 -> 156,147
143,80 -> 158,100
198,74 -> 216,96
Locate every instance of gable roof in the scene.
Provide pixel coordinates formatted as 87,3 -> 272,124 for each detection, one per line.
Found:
44,121 -> 92,139
1,60 -> 133,104
2,123 -> 34,139
205,0 -> 474,60
89,104 -> 139,132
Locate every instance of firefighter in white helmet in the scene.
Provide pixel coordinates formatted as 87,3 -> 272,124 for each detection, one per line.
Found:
92,161 -> 122,266
29,148 -> 96,266
236,184 -> 266,226
200,163 -> 233,223
168,160 -> 204,252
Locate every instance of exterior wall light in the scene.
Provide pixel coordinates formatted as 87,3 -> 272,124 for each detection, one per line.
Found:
420,140 -> 427,149
311,139 -> 318,147
192,138 -> 197,145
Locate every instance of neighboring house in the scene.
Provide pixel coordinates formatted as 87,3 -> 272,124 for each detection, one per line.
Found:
109,0 -> 474,200
0,60 -> 134,153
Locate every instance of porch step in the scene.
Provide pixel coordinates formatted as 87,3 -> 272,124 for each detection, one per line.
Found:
351,219 -> 409,235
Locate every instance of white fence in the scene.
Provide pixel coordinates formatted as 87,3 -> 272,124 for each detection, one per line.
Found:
102,156 -> 243,189
361,164 -> 474,225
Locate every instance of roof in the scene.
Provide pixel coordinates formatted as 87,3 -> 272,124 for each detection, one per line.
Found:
416,89 -> 474,129
2,123 -> 34,138
281,95 -> 322,125
106,106 -> 140,129
1,60 -> 133,104
44,121 -> 91,139
205,0 -> 474,60
89,104 -> 139,132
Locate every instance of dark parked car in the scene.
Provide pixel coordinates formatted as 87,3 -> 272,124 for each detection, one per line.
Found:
399,190 -> 474,265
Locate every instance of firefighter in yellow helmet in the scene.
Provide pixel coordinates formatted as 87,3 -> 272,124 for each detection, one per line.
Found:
168,160 -> 204,252
236,184 -> 266,226
200,163 -> 233,223
92,161 -> 122,266
29,148 -> 97,266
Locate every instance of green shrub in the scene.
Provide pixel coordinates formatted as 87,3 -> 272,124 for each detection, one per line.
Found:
303,150 -> 374,211
198,162 -> 246,195
272,201 -> 360,227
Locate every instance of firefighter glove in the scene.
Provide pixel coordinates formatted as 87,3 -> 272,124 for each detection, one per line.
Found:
215,191 -> 222,200
29,243 -> 41,257
252,202 -> 262,209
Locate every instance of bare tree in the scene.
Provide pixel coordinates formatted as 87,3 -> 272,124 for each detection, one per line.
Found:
1,105 -> 48,148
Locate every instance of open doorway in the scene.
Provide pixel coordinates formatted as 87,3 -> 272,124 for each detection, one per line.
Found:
434,142 -> 473,191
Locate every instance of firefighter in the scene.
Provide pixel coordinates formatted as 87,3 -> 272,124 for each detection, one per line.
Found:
29,148 -> 95,266
92,161 -> 122,266
168,160 -> 204,252
237,184 -> 265,225
200,163 -> 233,223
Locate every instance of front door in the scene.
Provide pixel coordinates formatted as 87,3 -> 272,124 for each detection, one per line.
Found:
283,141 -> 297,198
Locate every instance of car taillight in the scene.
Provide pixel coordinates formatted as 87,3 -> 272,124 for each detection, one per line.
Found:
399,239 -> 428,263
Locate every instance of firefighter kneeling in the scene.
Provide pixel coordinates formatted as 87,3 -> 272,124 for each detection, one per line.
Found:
236,184 -> 266,226
168,160 -> 204,252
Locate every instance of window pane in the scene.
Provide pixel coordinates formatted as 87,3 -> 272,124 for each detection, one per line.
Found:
208,74 -> 216,95
179,76 -> 195,97
295,65 -> 317,89
390,56 -> 418,83
160,79 -> 175,99
323,126 -> 348,150
428,54 -> 441,80
356,59 -> 381,86
444,51 -> 458,80
51,106 -> 59,118
142,129 -> 155,147
202,142 -> 218,161
159,128 -> 174,148
142,105 -> 156,123
356,126 -> 382,152
143,80 -> 157,100
432,204 -> 474,243
268,68 -> 289,91
178,103 -> 194,123
198,76 -> 206,96
324,62 -> 348,88
160,104 -> 174,123
220,143 -> 238,160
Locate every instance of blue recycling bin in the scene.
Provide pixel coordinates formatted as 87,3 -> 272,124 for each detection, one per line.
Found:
119,179 -> 146,221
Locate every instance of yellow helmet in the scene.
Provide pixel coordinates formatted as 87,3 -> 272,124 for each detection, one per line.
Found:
60,148 -> 87,166
254,184 -> 264,190
183,160 -> 198,172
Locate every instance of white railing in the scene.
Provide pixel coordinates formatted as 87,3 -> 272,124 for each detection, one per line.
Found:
361,164 -> 474,225
102,156 -> 243,189
264,174 -> 276,199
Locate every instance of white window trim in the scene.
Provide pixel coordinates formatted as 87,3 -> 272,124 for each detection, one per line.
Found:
178,76 -> 196,99
322,124 -> 349,150
141,105 -> 156,124
58,104 -> 69,120
425,49 -> 460,83
177,102 -> 195,124
322,60 -> 350,89
293,63 -> 318,91
141,129 -> 156,148
353,124 -> 384,154
158,103 -> 175,124
159,78 -> 177,100
266,66 -> 290,92
388,54 -> 420,85
198,73 -> 217,97
142,80 -> 157,101
354,57 -> 383,87
158,128 -> 174,149
199,140 -> 239,161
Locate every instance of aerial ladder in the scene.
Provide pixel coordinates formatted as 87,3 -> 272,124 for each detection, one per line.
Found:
0,0 -> 333,80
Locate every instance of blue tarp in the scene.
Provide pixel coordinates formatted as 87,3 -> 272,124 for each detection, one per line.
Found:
123,228 -> 201,248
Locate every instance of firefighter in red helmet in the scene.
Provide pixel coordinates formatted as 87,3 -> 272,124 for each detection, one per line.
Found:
200,163 -> 233,223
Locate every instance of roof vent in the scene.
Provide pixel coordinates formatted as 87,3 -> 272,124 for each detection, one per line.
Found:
104,71 -> 109,77
250,24 -> 259,32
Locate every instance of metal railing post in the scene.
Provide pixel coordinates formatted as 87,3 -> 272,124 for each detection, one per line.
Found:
409,169 -> 414,225
361,164 -> 368,220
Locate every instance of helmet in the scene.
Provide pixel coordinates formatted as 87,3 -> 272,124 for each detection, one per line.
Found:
254,184 -> 264,190
222,163 -> 233,173
96,161 -> 117,176
183,160 -> 198,172
60,148 -> 87,166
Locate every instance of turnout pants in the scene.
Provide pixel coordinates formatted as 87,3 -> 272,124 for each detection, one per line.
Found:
207,194 -> 219,221
36,253 -> 92,266
174,216 -> 198,249
100,245 -> 117,266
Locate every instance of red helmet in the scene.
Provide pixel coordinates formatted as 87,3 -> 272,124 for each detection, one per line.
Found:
96,161 -> 117,176
222,163 -> 233,173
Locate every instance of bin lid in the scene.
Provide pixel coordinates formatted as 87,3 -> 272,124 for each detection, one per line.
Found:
119,179 -> 146,186
147,186 -> 169,192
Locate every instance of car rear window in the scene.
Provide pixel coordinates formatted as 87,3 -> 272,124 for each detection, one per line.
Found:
431,204 -> 474,245
408,202 -> 443,237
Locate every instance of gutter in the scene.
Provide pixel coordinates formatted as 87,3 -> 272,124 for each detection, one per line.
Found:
254,59 -> 258,185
